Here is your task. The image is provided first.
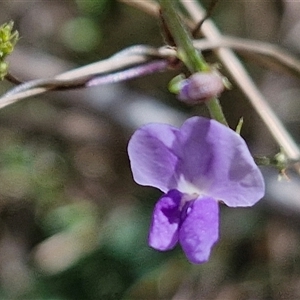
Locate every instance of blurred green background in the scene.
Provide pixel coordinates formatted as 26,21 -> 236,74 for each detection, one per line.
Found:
0,0 -> 300,299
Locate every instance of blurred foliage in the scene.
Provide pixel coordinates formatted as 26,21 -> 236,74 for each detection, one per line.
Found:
0,0 -> 300,299
61,17 -> 101,53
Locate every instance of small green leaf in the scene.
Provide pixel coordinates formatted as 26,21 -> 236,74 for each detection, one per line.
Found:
168,74 -> 186,94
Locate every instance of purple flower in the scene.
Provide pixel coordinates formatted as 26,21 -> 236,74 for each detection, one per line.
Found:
128,117 -> 265,264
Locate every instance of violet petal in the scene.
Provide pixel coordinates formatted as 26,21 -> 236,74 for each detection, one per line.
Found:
128,123 -> 179,193
179,196 -> 219,264
176,117 -> 265,207
148,189 -> 182,250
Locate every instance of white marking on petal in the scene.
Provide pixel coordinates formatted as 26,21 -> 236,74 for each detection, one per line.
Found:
176,174 -> 203,195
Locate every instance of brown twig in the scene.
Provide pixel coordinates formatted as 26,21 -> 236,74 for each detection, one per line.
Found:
193,37 -> 300,78
118,0 -> 160,18
192,0 -> 220,37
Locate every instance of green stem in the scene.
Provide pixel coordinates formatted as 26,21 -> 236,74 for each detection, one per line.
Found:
206,97 -> 228,126
158,0 -> 228,126
159,0 -> 207,72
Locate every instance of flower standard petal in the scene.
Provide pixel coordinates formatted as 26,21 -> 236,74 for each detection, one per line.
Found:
179,196 -> 219,264
176,117 -> 265,207
128,123 -> 179,193
148,189 -> 182,250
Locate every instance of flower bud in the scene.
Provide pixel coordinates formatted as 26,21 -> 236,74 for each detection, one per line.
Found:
178,71 -> 225,104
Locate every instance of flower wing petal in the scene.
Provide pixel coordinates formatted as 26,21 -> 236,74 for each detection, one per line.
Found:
128,123 -> 179,193
177,117 -> 265,207
179,196 -> 219,264
148,189 -> 182,250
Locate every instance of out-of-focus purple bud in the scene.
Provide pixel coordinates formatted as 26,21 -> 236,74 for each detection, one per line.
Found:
178,71 -> 225,104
